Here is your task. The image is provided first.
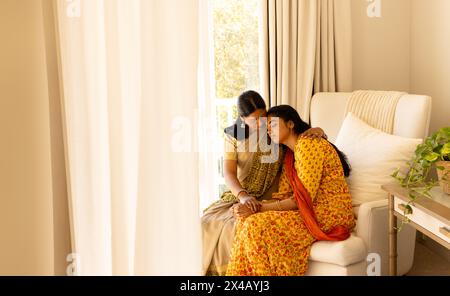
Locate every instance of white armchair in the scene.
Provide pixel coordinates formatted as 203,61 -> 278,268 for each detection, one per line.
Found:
305,92 -> 432,276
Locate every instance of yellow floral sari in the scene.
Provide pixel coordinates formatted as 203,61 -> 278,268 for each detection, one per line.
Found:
201,135 -> 284,275
226,138 -> 356,275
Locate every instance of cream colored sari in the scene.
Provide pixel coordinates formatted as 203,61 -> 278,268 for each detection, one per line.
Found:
201,134 -> 283,275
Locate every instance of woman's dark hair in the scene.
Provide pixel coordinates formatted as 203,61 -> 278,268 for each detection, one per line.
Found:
267,105 -> 351,177
224,90 -> 267,140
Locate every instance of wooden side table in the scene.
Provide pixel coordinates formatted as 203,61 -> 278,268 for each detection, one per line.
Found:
382,184 -> 450,276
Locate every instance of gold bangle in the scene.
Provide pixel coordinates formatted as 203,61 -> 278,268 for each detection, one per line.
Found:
236,190 -> 248,199
276,200 -> 283,211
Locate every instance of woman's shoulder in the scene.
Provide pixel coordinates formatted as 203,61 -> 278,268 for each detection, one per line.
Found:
224,133 -> 254,160
224,133 -> 250,145
296,137 -> 330,152
224,133 -> 237,143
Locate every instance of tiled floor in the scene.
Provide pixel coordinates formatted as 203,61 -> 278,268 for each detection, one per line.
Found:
406,236 -> 450,276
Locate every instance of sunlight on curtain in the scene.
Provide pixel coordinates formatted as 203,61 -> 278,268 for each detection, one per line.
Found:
197,0 -> 221,215
55,0 -> 201,275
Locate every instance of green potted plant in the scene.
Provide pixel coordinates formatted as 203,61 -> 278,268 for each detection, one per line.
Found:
391,127 -> 450,221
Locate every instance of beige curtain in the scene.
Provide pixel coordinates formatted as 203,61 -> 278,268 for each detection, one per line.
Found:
260,0 -> 352,121
54,0 -> 202,275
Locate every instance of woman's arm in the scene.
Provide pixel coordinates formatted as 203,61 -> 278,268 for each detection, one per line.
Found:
223,159 -> 245,198
223,159 -> 260,212
232,197 -> 297,219
301,127 -> 327,140
296,138 -> 326,201
260,197 -> 297,212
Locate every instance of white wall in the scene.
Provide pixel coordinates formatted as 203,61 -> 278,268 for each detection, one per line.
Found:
0,0 -> 70,275
352,0 -> 450,134
410,0 -> 450,134
352,0 -> 411,92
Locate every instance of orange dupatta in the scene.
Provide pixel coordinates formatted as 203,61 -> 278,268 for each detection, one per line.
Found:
285,149 -> 350,241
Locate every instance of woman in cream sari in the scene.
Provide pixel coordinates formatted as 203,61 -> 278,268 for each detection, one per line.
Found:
201,91 -> 325,275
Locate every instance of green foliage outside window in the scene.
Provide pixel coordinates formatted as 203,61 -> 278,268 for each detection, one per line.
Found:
213,0 -> 260,99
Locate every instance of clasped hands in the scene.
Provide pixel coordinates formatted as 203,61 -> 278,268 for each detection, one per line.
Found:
231,195 -> 261,219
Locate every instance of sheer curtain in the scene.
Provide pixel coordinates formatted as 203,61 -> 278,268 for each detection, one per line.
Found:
260,0 -> 352,121
55,0 -> 202,275
197,0 -> 220,214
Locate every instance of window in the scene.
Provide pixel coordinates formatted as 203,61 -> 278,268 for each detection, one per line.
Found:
213,0 -> 261,99
211,0 -> 261,195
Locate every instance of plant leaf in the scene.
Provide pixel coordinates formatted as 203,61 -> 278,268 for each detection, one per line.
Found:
404,205 -> 413,215
441,143 -> 450,155
440,127 -> 450,135
424,152 -> 440,162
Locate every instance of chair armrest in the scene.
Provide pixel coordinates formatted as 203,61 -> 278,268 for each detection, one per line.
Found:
356,200 -> 416,276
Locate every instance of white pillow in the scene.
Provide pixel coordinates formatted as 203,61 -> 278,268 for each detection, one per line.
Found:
335,113 -> 422,206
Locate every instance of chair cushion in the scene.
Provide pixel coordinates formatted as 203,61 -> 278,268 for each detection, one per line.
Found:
309,234 -> 367,267
335,113 -> 422,206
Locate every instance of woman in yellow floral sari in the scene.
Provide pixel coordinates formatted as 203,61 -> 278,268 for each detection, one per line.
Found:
202,92 -> 325,275
226,105 -> 355,276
